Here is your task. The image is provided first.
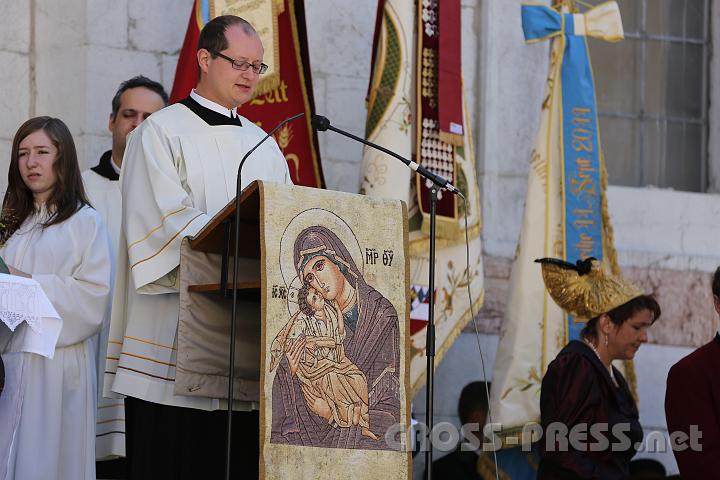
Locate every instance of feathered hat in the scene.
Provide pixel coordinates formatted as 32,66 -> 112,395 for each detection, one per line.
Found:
534,257 -> 643,320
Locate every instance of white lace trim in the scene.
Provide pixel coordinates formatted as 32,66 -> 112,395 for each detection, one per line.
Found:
0,280 -> 44,333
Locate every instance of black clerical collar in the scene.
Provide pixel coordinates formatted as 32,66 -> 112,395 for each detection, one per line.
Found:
178,96 -> 243,127
90,150 -> 119,181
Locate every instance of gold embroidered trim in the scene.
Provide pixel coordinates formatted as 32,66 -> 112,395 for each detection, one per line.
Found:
130,212 -> 204,270
120,351 -> 177,368
127,206 -> 188,250
116,365 -> 175,382
97,418 -> 125,425
123,335 -> 176,350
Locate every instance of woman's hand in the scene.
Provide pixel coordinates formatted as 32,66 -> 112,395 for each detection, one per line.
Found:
8,266 -> 31,278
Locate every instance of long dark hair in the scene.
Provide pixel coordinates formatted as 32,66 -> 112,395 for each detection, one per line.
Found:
1,117 -> 90,238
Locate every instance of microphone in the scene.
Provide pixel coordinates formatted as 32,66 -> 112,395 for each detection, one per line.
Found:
239,112 -> 305,171
226,111 -> 304,480
310,114 -> 461,195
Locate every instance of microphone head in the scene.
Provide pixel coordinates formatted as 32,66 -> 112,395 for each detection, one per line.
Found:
311,114 -> 331,132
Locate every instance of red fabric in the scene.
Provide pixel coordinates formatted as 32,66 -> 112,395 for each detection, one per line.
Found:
438,0 -> 463,139
169,2 -> 200,103
665,337 -> 720,479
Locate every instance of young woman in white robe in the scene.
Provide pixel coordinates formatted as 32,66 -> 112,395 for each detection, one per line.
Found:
0,117 -> 111,480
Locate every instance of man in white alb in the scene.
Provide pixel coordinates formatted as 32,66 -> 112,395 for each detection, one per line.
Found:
81,75 -> 167,468
104,15 -> 292,479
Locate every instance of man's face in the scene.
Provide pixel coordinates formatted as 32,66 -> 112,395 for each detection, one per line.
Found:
108,86 -> 166,162
199,25 -> 264,108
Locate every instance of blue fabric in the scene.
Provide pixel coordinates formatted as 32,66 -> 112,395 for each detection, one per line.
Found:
522,4 -> 604,340
199,0 -> 210,25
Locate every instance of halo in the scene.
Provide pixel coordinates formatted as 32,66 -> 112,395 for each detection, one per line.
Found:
278,208 -> 364,299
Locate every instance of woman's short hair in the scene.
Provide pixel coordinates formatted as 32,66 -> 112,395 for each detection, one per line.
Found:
2,117 -> 89,238
581,294 -> 661,341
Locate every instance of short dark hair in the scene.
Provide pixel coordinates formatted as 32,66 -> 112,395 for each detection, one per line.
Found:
581,294 -> 661,341
298,283 -> 314,317
110,76 -> 168,119
458,381 -> 490,425
713,266 -> 720,299
198,15 -> 257,56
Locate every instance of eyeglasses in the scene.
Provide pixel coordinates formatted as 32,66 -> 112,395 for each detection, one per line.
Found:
211,51 -> 268,74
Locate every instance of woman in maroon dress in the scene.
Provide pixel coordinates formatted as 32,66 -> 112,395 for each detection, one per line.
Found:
535,258 -> 661,479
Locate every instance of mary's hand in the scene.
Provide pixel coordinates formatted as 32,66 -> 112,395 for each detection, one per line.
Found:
285,336 -> 306,376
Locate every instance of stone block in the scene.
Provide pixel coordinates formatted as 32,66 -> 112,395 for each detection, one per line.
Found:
320,158 -> 361,193
472,255 -> 512,335
625,267 -> 719,348
0,52 -> 30,139
634,343 -> 693,430
161,53 -> 180,95
0,2 -> 30,53
79,133 -> 112,171
481,0 -> 546,178
309,74 -> 327,120
324,75 -> 368,132
480,174 -> 527,258
0,138 -> 11,197
461,5 -> 478,116
87,0 -> 129,49
34,47 -> 87,130
84,46 -> 162,135
35,0 -> 85,51
128,0 -> 192,53
305,0 -> 375,79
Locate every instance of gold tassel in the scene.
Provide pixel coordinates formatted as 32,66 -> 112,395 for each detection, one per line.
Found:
599,150 -> 639,401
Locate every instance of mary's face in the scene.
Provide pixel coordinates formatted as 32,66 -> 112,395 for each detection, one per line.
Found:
302,255 -> 345,301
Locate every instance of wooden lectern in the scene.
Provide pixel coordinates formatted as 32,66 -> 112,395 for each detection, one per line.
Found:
175,180 -> 411,480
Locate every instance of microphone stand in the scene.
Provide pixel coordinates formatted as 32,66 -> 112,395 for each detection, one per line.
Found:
310,115 -> 459,480
225,112 -> 304,480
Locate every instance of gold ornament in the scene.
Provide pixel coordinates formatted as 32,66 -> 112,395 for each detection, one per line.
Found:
535,257 -> 643,321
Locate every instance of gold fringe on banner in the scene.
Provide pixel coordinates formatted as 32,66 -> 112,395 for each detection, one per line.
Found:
438,130 -> 465,147
252,73 -> 281,98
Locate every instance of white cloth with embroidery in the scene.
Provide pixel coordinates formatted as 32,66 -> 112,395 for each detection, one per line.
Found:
104,103 -> 292,410
0,273 -> 61,358
0,206 -> 112,480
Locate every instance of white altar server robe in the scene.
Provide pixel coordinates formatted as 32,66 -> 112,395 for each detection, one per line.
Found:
82,165 -> 125,459
0,205 -> 112,480
105,103 -> 292,409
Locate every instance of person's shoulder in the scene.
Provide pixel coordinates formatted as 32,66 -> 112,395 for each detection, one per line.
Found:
545,341 -> 596,378
133,103 -> 196,136
81,168 -> 109,186
669,338 -> 720,377
74,204 -> 104,223
237,115 -> 274,139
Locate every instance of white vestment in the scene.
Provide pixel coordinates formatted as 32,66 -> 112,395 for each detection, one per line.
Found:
105,102 -> 292,410
82,162 -> 125,460
0,206 -> 112,480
